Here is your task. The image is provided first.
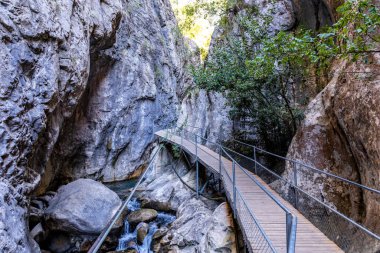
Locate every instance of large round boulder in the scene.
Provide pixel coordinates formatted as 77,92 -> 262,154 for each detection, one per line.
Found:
44,179 -> 121,234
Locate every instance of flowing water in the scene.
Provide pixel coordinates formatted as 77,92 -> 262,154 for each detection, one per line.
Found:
105,180 -> 176,252
116,198 -> 176,252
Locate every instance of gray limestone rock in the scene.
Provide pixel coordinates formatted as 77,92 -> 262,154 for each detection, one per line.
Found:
0,0 -> 122,251
44,179 -> 121,234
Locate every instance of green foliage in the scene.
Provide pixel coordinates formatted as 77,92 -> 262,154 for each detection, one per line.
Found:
171,144 -> 181,159
320,0 -> 380,60
170,0 -> 228,59
192,0 -> 380,154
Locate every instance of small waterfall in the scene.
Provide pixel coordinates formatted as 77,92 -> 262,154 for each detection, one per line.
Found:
116,199 -> 175,252
127,198 -> 141,212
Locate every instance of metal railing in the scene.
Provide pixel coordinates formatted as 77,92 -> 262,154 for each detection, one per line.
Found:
229,139 -> 380,252
171,125 -> 380,252
165,127 -> 297,253
88,144 -> 164,253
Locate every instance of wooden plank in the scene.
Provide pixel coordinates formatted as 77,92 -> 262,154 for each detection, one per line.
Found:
156,130 -> 344,253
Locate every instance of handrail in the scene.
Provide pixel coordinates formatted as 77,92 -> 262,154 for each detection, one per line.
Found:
181,125 -> 380,195
88,144 -> 163,253
166,125 -> 380,246
232,139 -> 380,195
236,187 -> 278,253
168,127 -> 297,253
254,159 -> 380,241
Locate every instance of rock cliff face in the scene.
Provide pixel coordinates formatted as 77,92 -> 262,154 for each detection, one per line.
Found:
40,0 -> 233,189
0,1 -> 122,251
178,89 -> 233,147
285,55 -> 380,252
292,0 -> 343,30
0,0 -> 233,252
44,0 -> 186,186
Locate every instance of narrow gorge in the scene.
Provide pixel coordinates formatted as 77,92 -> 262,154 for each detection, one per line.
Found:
0,0 -> 379,253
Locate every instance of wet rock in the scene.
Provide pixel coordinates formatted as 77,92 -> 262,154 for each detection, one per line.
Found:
153,227 -> 168,240
31,199 -> 45,210
113,208 -> 129,232
37,192 -> 57,206
136,222 -> 149,244
44,179 -> 121,234
127,209 -> 157,225
29,206 -> 45,228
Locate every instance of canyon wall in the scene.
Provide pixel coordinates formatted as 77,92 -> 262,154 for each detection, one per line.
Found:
284,54 -> 380,252
0,0 -> 232,251
0,0 -> 122,251
40,0 -> 233,191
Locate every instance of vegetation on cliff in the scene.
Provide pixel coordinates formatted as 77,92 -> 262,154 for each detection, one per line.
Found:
174,0 -> 380,154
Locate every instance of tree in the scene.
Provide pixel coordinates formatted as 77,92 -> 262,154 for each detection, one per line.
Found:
192,0 -> 380,154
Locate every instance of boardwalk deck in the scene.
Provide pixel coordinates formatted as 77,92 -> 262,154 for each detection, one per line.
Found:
156,130 -> 343,253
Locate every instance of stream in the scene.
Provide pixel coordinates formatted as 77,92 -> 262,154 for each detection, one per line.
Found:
116,198 -> 176,252
105,180 -> 175,252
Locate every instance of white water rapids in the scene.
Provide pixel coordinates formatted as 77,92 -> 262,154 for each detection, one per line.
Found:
116,198 -> 176,252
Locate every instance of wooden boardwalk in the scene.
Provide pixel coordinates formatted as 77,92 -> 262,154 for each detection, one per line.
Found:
156,130 -> 343,253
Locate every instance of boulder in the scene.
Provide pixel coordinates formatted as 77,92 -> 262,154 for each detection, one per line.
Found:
44,179 -> 121,234
127,209 -> 157,225
139,153 -> 195,212
161,198 -> 213,252
136,222 -> 149,244
199,203 -> 237,253
152,227 -> 168,240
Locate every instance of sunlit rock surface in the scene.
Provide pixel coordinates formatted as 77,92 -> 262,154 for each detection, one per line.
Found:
284,54 -> 380,252
0,0 -> 122,251
44,179 -> 121,234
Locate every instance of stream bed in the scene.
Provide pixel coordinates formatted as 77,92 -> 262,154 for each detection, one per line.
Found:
116,198 -> 175,252
105,180 -> 176,252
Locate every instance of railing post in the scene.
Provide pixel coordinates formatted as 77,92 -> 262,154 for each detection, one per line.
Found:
286,213 -> 297,253
253,146 -> 257,174
232,160 -> 236,217
195,134 -> 199,198
293,162 -> 298,209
